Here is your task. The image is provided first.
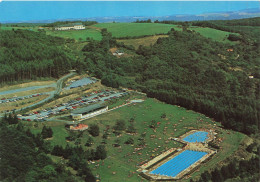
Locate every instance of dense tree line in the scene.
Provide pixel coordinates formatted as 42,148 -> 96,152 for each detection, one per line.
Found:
81,27 -> 259,135
134,19 -> 152,23
52,144 -> 107,163
194,156 -> 260,182
0,29 -> 77,83
0,116 -> 89,181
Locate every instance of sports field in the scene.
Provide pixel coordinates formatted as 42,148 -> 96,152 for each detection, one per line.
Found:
150,150 -> 207,178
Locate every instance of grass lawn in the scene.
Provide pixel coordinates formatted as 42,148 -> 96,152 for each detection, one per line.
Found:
46,28 -> 102,41
60,98 -> 242,181
93,23 -> 181,38
27,97 -> 245,181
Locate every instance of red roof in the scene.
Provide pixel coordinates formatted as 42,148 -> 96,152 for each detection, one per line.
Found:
71,124 -> 88,130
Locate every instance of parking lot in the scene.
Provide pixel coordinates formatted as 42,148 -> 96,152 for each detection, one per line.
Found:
0,93 -> 48,105
19,90 -> 129,122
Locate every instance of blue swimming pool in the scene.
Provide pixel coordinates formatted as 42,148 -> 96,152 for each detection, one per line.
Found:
150,150 -> 207,178
183,131 -> 209,143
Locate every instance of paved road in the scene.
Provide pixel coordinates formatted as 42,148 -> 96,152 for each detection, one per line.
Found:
21,72 -> 76,111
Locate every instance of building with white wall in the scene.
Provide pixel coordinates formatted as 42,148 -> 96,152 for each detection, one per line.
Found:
71,104 -> 108,120
55,23 -> 85,31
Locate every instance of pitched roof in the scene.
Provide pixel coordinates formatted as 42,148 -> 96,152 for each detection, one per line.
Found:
71,104 -> 106,115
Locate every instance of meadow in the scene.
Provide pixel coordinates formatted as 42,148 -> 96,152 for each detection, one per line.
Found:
45,28 -> 102,41
189,26 -> 239,44
93,23 -> 181,38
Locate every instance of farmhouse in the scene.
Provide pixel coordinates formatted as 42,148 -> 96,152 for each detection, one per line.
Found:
55,23 -> 85,31
71,104 -> 108,120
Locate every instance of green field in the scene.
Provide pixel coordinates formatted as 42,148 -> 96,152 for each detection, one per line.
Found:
93,23 -> 237,45
1,26 -> 39,31
46,28 -> 102,41
27,97 -> 245,181
94,23 -> 181,38
189,26 -> 239,44
1,23 -> 237,44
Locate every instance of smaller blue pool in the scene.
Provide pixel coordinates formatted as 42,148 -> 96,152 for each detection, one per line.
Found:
183,131 -> 209,143
150,150 -> 207,178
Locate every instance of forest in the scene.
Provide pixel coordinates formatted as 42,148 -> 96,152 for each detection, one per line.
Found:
0,29 -> 76,82
0,114 -> 96,182
80,27 -> 259,136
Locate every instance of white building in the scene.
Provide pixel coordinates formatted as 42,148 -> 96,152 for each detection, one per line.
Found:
71,104 -> 108,120
55,23 -> 85,31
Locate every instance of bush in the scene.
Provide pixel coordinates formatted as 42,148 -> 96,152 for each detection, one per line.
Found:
88,124 -> 99,137
227,34 -> 241,41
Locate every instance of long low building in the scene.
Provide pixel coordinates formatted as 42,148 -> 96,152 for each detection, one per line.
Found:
55,23 -> 85,31
71,104 -> 108,120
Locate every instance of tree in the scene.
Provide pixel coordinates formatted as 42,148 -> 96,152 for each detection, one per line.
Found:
149,120 -> 157,129
126,123 -> 136,133
228,34 -> 241,41
161,113 -> 167,118
41,126 -> 53,139
85,137 -> 94,147
88,124 -> 100,137
51,145 -> 64,156
125,137 -> 134,145
95,145 -> 107,160
113,120 -> 126,131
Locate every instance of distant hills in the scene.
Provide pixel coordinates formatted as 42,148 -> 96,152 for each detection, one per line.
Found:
5,8 -> 260,23
94,8 -> 260,22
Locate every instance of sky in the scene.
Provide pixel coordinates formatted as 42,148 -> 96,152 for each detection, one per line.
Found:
0,1 -> 259,22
